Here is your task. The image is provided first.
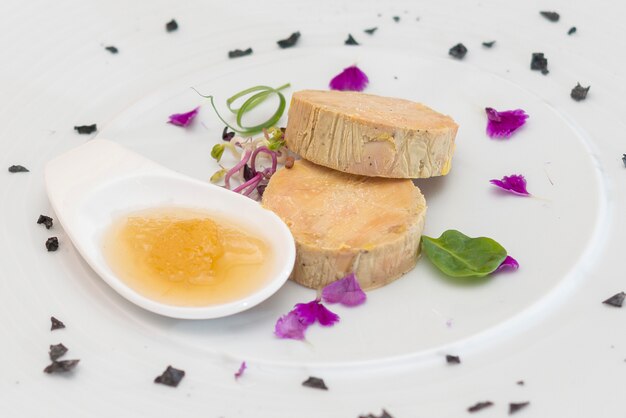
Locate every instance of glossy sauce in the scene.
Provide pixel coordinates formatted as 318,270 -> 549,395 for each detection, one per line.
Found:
103,208 -> 272,307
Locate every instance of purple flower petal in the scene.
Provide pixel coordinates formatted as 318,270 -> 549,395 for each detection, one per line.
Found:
497,255 -> 519,271
329,65 -> 369,92
294,300 -> 340,327
485,107 -> 529,139
274,311 -> 307,340
168,106 -> 199,127
490,174 -> 530,196
321,272 -> 367,307
234,361 -> 247,379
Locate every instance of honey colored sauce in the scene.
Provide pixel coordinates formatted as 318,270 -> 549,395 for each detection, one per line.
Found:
103,207 -> 273,307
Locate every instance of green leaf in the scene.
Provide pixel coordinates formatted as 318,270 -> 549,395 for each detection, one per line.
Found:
211,144 -> 225,161
421,230 -> 507,278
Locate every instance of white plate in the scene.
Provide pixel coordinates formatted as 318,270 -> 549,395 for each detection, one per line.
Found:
2,1 -> 626,417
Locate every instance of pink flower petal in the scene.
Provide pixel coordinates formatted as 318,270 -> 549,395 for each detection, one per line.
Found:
294,300 -> 340,327
168,106 -> 200,127
329,65 -> 369,92
497,255 -> 519,271
485,107 -> 528,139
274,311 -> 307,340
490,174 -> 530,196
321,272 -> 367,307
234,361 -> 247,379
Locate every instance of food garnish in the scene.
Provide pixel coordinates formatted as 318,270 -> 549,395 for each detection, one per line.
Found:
165,19 -> 178,32
421,230 -> 511,278
104,46 -> 118,54
345,34 -> 359,45
277,31 -> 300,49
210,127 -> 287,199
329,65 -> 369,92
74,124 -> 97,134
154,366 -> 185,387
45,237 -> 59,252
359,410 -> 394,418
167,106 -> 199,127
509,402 -> 530,415
234,361 -> 247,379
302,376 -> 328,390
530,53 -> 549,75
568,26 -> 577,35
274,310 -> 307,340
448,43 -> 467,59
50,316 -> 65,330
539,11 -> 560,22
8,165 -> 29,173
201,83 -> 289,135
446,354 -> 461,364
602,292 -> 625,308
392,16 -> 400,22
490,174 -> 530,196
468,401 -> 494,413
482,41 -> 496,48
44,359 -> 79,374
364,27 -> 378,35
49,343 -> 68,361
570,83 -> 590,101
228,48 -> 253,58
622,154 -> 626,168
497,255 -> 520,272
321,272 -> 366,306
485,107 -> 529,139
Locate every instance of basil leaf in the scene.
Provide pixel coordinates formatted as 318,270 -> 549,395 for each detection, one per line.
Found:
421,230 -> 507,277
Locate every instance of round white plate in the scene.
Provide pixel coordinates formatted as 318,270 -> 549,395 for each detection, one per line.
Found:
2,1 -> 625,417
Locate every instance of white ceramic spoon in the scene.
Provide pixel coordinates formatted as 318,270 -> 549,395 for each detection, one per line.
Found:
45,139 -> 295,319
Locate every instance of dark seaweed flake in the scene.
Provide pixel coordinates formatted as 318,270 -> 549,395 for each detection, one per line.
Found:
540,11 -> 560,22
482,41 -> 496,48
302,376 -> 328,390
44,359 -> 79,374
49,343 -> 68,361
571,83 -> 590,101
603,292 -> 625,307
509,402 -> 530,415
166,19 -> 178,32
155,365 -> 185,387
364,27 -> 378,35
228,48 -> 253,58
46,237 -> 59,252
37,215 -> 53,229
359,410 -> 394,418
392,16 -> 400,22
222,126 -> 235,142
568,26 -> 577,35
105,46 -> 118,54
530,53 -> 548,74
277,31 -> 300,49
622,154 -> 626,168
516,380 -> 525,386
50,316 -> 65,330
468,401 -> 493,413
74,124 -> 97,134
345,34 -> 359,45
446,354 -> 461,364
8,165 -> 29,173
448,43 -> 467,59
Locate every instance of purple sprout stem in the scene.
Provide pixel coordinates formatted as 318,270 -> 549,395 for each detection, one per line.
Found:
233,172 -> 263,196
251,146 -> 277,175
224,149 -> 252,190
